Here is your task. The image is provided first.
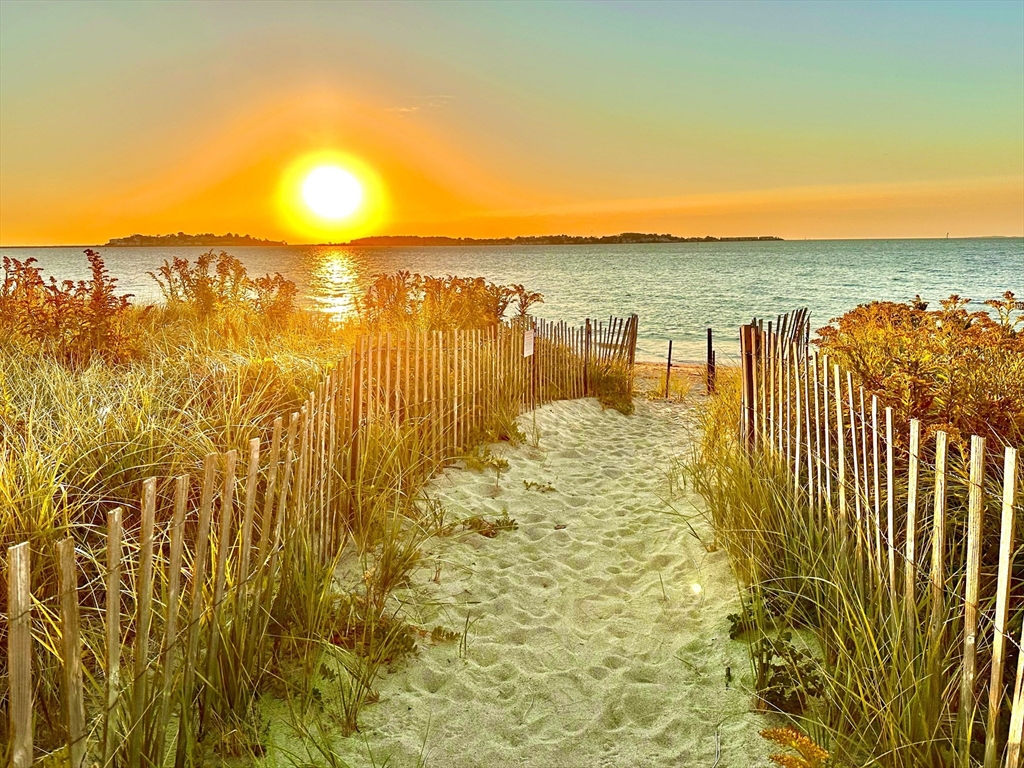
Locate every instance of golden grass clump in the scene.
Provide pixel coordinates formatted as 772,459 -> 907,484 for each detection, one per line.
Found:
690,374 -> 975,764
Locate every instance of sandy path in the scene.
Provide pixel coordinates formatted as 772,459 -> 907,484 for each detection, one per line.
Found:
333,398 -> 771,767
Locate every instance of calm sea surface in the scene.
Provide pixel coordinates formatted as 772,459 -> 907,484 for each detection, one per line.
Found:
3,239 -> 1021,363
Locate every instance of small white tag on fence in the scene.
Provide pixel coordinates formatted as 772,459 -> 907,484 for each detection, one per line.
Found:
523,329 -> 534,358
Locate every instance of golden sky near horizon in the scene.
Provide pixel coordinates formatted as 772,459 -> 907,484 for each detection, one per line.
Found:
1,1 -> 1022,245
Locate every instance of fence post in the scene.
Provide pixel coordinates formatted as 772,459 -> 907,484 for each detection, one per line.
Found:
8,541 -> 32,768
128,477 -> 158,767
103,508 -> 123,766
584,318 -> 592,396
664,339 -> 673,399
57,538 -> 86,768
959,435 -> 987,757
739,324 -> 756,453
706,327 -> 715,394
986,446 -> 1019,767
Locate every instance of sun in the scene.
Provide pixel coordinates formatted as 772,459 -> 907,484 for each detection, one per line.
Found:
302,165 -> 363,220
279,151 -> 386,241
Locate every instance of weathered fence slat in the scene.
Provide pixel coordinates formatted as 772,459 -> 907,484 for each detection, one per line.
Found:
959,435 -> 987,755
8,541 -> 32,768
128,476 -> 158,768
929,431 -> 948,641
904,419 -> 921,624
987,446 -> 1019,767
103,507 -> 124,765
57,538 -> 86,768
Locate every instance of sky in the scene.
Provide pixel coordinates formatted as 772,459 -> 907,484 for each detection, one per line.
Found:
1,0 -> 1022,245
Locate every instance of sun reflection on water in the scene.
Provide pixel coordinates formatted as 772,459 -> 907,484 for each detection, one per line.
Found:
309,249 -> 360,320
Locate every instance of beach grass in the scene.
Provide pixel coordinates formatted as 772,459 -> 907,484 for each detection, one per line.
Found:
0,251 -> 576,762
687,296 -> 1023,767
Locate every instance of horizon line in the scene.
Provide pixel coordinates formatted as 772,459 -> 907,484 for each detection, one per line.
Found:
2,235 -> 1022,249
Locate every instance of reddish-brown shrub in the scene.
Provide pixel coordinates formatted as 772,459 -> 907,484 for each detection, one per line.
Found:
356,271 -> 543,331
0,250 -> 137,365
815,291 -> 1023,450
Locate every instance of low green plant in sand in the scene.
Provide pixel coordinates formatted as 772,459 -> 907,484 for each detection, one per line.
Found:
461,511 -> 518,538
523,480 -> 556,493
589,358 -> 635,415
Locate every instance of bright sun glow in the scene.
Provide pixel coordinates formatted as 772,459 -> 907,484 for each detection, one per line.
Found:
279,151 -> 386,241
302,165 -> 364,220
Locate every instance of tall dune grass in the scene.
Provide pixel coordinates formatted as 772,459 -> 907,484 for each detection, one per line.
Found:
0,251 -> 554,762
689,295 -> 1023,766
688,368 -> 960,764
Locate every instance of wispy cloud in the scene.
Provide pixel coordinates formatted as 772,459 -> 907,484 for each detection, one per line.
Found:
387,95 -> 455,114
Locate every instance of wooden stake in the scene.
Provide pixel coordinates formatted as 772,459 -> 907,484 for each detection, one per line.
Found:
256,418 -> 283,570
812,352 -> 823,514
958,434 -> 986,755
834,365 -> 847,529
904,419 -> 921,624
822,355 -> 832,511
103,508 -> 123,766
57,538 -> 86,768
239,438 -> 260,583
872,396 -> 882,579
847,373 -> 863,556
928,431 -> 948,640
154,476 -> 188,765
886,407 -> 896,594
986,447 -> 1019,768
665,339 -> 673,399
128,477 -> 158,768
793,345 -> 802,495
1006,596 -> 1024,768
7,541 -> 32,768
178,454 -> 218,753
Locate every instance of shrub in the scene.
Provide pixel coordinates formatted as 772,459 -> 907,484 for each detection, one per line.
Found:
356,271 -> 542,331
148,250 -> 297,323
815,291 -> 1023,451
0,250 -> 137,365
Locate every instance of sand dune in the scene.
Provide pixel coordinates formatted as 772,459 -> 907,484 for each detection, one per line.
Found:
327,397 -> 772,767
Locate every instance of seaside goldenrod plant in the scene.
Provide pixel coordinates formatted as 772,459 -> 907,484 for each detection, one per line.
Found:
356,270 -> 543,331
761,726 -> 830,767
149,250 -> 298,324
816,292 -> 1023,451
1,251 -> 138,365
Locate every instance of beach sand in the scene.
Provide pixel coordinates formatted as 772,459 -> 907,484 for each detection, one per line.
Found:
276,396 -> 772,767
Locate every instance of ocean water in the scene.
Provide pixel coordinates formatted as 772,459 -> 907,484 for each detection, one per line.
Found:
3,239 -> 1021,363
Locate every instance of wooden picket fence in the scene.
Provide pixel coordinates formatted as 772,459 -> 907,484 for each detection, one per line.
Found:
738,311 -> 1023,766
2,314 -> 638,767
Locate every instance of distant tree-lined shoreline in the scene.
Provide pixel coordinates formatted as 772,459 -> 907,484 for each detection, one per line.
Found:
105,232 -> 289,246
78,231 -> 785,248
340,233 -> 783,246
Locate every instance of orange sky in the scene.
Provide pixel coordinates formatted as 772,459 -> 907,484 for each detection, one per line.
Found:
1,2 -> 1021,245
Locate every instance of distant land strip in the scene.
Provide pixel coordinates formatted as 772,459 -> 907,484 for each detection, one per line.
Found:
105,233 -> 288,246
102,231 -> 784,248
341,233 -> 784,246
